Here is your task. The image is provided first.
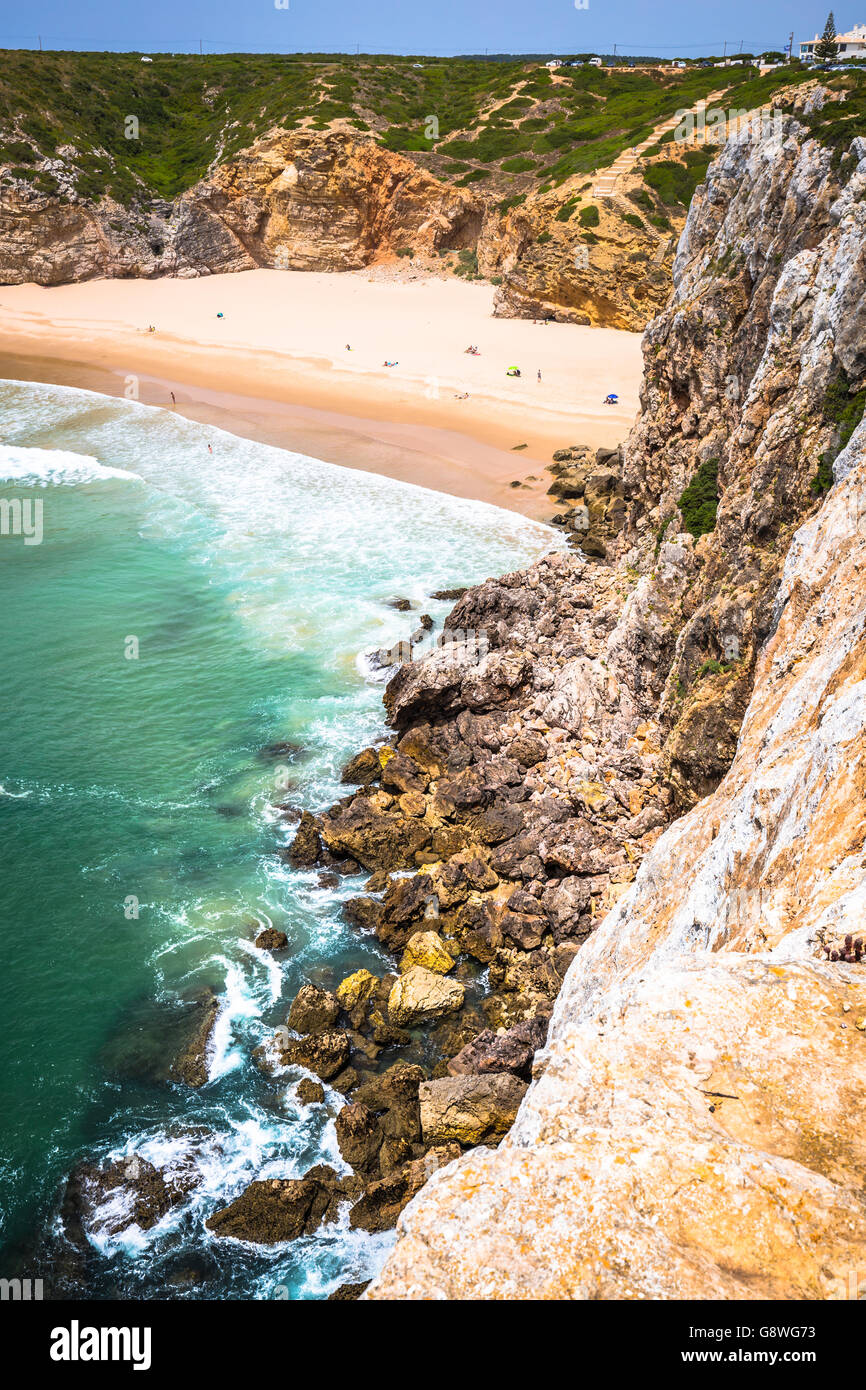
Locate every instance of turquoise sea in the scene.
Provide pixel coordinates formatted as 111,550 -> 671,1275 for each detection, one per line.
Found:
0,379 -> 555,1299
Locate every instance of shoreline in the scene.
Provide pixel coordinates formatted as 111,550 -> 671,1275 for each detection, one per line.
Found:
0,350 -> 561,521
0,268 -> 642,518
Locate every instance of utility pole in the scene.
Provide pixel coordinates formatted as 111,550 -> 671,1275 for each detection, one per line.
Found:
787,31 -> 794,61
38,34 -> 41,52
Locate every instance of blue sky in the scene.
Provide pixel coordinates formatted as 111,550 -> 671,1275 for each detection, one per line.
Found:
0,0 -> 841,57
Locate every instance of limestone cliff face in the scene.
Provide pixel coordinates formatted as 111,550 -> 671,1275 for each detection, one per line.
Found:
617,112 -> 866,808
368,411 -> 866,1300
367,112 -> 866,1301
0,130 -> 482,285
176,130 -> 483,273
480,180 -> 675,332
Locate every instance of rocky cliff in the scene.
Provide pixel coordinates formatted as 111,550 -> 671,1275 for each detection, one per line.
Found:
0,130 -> 482,284
364,102 -> 866,1299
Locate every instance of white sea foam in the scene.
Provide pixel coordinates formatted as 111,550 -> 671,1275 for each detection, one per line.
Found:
2,375 -> 558,1296
0,442 -> 142,487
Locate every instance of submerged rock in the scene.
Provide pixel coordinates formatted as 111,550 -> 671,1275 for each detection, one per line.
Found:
254,927 -> 288,951
170,987 -> 219,1089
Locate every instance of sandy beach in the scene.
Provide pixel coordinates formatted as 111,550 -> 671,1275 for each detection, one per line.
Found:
0,268 -> 643,515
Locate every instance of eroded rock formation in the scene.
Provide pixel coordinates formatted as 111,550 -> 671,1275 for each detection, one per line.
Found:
0,130 -> 482,284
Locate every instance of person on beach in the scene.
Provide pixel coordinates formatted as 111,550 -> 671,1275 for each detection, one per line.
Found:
537,369 -> 542,382
208,443 -> 213,454
170,391 -> 176,407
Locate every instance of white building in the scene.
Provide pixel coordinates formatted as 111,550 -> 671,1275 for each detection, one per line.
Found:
800,22 -> 866,59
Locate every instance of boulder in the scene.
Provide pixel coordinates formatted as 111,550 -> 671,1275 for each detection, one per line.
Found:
499,910 -> 546,951
388,967 -> 465,1026
447,1027 -> 535,1079
335,969 -> 378,1010
343,896 -> 385,934
335,1102 -> 384,1173
288,984 -> 340,1034
349,1145 -> 462,1233
419,1074 -> 528,1144
206,1166 -> 345,1243
296,1078 -> 325,1105
286,810 -> 321,867
353,1062 -> 425,1143
348,1171 -> 410,1233
322,796 -> 430,871
380,751 -> 427,794
400,930 -> 454,975
284,1031 -> 350,1080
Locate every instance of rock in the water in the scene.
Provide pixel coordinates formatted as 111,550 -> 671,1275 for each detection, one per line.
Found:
288,984 -> 340,1034
63,1155 -> 186,1238
283,1030 -> 350,1081
286,810 -> 321,867
254,927 -> 288,951
296,1078 -> 325,1106
206,1166 -> 344,1243
170,987 -> 219,1089
327,1280 -> 371,1300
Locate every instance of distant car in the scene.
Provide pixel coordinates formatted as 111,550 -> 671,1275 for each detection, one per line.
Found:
140,56 -> 152,63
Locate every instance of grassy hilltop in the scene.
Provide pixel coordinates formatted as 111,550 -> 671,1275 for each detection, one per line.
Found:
0,50 -> 824,208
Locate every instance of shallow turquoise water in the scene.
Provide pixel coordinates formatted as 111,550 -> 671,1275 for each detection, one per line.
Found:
0,379 -> 556,1298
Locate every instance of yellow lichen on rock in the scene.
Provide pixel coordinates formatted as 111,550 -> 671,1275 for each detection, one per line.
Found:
335,969 -> 378,1011
400,930 -> 455,975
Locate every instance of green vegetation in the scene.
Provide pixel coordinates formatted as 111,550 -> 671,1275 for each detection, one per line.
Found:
654,516 -> 671,557
678,457 -> 720,536
0,49 -> 821,208
643,149 -> 712,206
797,72 -> 866,173
695,657 -> 737,680
453,247 -> 481,279
812,374 -> 866,492
578,204 -> 600,227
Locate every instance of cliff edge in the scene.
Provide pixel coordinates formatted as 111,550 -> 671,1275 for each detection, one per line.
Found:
367,103 -> 866,1300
